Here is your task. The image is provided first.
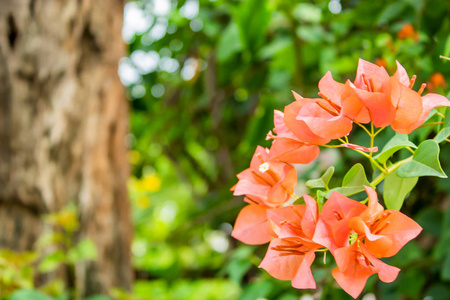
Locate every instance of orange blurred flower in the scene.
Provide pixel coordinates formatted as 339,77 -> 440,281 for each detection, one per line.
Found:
375,58 -> 387,68
428,72 -> 447,91
397,23 -> 418,40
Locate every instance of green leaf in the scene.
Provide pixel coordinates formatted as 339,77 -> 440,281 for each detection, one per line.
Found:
435,127 -> 450,143
377,1 -> 406,26
326,164 -> 371,197
434,206 -> 450,259
67,239 -> 98,264
442,248 -> 450,281
306,166 -> 334,189
38,251 -> 66,273
321,166 -> 334,187
239,279 -> 274,300
375,133 -> 417,164
316,190 -> 326,212
84,295 -> 112,300
444,106 -> 450,128
397,140 -> 447,178
234,0 -> 270,53
10,290 -> 53,300
292,3 -> 322,23
217,22 -> 242,63
258,37 -> 293,60
383,169 -> 418,210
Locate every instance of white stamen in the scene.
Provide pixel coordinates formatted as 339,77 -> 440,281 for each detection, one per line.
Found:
259,162 -> 270,173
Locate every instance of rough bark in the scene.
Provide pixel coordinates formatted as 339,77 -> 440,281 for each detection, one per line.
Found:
0,0 -> 132,295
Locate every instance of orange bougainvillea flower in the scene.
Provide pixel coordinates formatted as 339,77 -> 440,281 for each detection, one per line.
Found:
259,195 -> 322,289
266,110 -> 320,164
314,186 -> 422,298
290,72 -> 367,141
332,242 -> 400,298
348,186 -> 422,258
283,92 -> 331,145
391,61 -> 450,133
233,146 -> 297,207
352,59 -> 396,127
352,59 -> 450,133
231,146 -> 297,245
313,191 -> 366,252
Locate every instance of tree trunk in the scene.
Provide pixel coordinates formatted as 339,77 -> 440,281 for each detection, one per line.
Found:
0,0 -> 132,295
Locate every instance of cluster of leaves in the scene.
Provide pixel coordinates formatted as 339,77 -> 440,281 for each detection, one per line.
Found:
0,204 -> 98,300
121,0 -> 450,299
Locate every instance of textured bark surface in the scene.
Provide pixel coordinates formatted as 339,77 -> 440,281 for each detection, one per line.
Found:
0,0 -> 132,294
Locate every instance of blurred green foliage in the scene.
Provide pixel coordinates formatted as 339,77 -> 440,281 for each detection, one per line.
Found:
1,205 -> 98,300
121,0 -> 450,299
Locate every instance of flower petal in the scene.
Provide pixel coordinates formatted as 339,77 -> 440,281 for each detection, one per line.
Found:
259,239 -> 304,281
390,78 -> 423,134
411,93 -> 450,130
268,138 -> 320,164
291,250 -> 317,289
365,209 -> 422,257
284,99 -> 330,145
231,204 -> 272,245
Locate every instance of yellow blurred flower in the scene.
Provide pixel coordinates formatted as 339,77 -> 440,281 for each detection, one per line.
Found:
128,150 -> 141,165
135,195 -> 150,209
140,174 -> 162,192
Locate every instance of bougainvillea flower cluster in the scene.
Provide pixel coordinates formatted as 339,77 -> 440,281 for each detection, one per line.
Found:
231,59 -> 449,298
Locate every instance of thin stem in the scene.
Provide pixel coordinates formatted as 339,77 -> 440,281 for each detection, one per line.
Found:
352,148 -> 387,174
338,138 -> 346,144
374,127 -> 385,137
322,144 -> 344,148
406,147 -> 415,154
370,156 -> 413,187
419,122 -> 443,128
436,111 -> 445,119
369,123 -> 374,157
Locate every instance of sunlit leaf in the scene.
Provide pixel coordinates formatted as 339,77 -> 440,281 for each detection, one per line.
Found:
10,289 -> 53,300
326,164 -> 371,197
375,133 -> 417,164
383,169 -> 418,210
306,166 -> 334,189
397,140 -> 447,178
435,127 -> 450,143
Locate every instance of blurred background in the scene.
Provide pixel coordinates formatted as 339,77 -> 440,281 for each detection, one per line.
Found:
121,0 -> 450,299
1,0 -> 450,299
